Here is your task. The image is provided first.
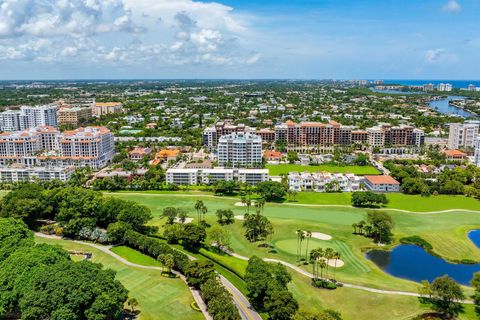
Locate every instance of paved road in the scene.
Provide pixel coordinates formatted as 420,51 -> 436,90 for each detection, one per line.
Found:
224,248 -> 474,304
35,233 -> 213,320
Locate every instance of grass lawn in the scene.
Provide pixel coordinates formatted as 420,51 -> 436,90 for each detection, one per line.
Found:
266,164 -> 380,176
103,192 -> 480,319
109,193 -> 480,286
111,246 -> 162,267
290,192 -> 480,212
34,237 -> 203,320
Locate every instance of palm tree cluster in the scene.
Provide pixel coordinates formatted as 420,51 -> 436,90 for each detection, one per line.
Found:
310,247 -> 341,282
194,200 -> 208,224
351,220 -> 372,236
295,230 -> 312,264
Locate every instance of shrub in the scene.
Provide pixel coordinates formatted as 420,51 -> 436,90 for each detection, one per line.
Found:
400,236 -> 433,251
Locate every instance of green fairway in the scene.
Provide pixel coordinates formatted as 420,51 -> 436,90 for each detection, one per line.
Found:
103,192 -> 480,319
266,164 -> 380,175
111,246 -> 162,267
35,237 -> 203,320
109,192 -> 480,285
291,192 -> 480,212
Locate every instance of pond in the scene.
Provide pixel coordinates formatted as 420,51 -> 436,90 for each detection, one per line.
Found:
366,244 -> 480,286
469,230 -> 480,249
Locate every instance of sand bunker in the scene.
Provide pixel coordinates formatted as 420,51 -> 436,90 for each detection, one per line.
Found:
234,215 -> 245,220
234,201 -> 256,207
321,257 -> 345,268
310,232 -> 333,241
174,217 -> 193,224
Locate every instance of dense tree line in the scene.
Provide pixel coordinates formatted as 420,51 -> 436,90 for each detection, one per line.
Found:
0,183 -> 155,242
120,230 -> 239,320
385,160 -> 480,198
245,256 -> 299,320
351,191 -> 388,208
0,218 -> 128,320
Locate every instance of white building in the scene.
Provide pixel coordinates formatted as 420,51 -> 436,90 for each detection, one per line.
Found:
448,121 -> 480,150
288,171 -> 362,192
217,132 -> 262,168
0,105 -> 58,131
474,137 -> 480,166
0,126 -> 114,169
363,175 -> 400,192
166,168 -> 269,186
0,165 -> 75,182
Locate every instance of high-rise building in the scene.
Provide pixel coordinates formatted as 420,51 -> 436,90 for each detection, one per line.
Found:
0,126 -> 114,169
58,107 -> 92,127
474,137 -> 480,166
447,121 -> 480,149
92,102 -> 124,116
468,84 -> 477,91
423,83 -> 434,92
217,132 -> 262,168
437,83 -> 446,91
445,83 -> 453,92
203,121 -> 254,150
0,105 -> 58,131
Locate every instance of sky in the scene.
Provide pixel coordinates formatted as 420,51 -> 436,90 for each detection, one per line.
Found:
0,0 -> 479,80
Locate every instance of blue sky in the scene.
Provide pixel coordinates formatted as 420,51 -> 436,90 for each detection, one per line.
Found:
0,0 -> 478,79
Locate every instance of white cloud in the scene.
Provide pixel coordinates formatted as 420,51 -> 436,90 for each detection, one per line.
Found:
0,0 -> 259,67
425,48 -> 458,64
443,0 -> 462,12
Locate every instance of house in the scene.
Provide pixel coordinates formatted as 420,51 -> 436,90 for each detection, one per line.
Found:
129,147 -> 152,161
442,149 -> 467,161
151,149 -> 180,165
363,175 -> 400,192
264,150 -> 282,162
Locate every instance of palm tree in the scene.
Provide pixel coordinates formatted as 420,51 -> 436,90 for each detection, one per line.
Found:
352,223 -> 358,234
246,198 -> 252,214
357,220 -> 366,235
296,229 -> 304,263
299,231 -> 306,263
319,260 -> 327,280
304,231 -> 312,263
324,248 -> 334,279
194,200 -> 204,224
310,248 -> 323,280
201,205 -> 208,223
333,252 -> 341,281
364,225 -> 373,237
257,197 -> 266,213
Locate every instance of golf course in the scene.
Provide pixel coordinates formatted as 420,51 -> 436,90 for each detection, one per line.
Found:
100,191 -> 480,320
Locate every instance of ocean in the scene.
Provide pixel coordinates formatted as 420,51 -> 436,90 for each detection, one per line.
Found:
379,80 -> 480,89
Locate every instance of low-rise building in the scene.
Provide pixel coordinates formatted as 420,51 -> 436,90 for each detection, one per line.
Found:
288,171 -> 362,192
151,149 -> 180,165
363,175 -> 400,192
166,168 -> 269,185
443,149 -> 467,161
129,147 -> 152,161
0,165 -> 75,182
264,150 -> 282,162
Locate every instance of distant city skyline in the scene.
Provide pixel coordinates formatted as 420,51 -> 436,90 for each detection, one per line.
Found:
0,0 -> 479,80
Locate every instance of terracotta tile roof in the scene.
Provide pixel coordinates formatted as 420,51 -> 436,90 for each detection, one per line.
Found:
364,175 -> 400,185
